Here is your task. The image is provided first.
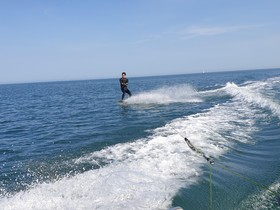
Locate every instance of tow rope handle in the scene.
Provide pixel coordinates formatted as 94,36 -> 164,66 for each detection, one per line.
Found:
184,138 -> 214,164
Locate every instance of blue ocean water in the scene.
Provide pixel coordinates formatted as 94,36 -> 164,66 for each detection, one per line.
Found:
0,69 -> 280,210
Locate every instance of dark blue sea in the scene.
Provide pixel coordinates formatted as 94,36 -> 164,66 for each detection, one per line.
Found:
0,69 -> 280,210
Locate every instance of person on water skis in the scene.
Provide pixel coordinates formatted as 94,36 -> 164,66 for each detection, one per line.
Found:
119,72 -> 132,101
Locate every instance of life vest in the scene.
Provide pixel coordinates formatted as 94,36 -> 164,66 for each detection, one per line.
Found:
120,78 -> 128,89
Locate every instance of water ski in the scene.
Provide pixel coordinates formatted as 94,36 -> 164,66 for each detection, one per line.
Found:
169,207 -> 183,210
119,100 -> 128,105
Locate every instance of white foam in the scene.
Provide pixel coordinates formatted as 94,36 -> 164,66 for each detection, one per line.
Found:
239,180 -> 280,209
125,84 -> 202,104
1,136 -> 203,210
224,82 -> 280,118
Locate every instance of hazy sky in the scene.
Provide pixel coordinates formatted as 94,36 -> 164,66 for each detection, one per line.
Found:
0,0 -> 280,84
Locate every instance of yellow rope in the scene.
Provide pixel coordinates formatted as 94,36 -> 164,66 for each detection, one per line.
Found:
215,162 -> 279,197
209,164 -> 213,210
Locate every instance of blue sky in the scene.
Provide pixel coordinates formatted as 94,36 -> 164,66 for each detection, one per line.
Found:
0,0 -> 280,84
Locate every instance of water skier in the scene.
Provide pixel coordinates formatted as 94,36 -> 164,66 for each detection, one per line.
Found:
119,72 -> 132,101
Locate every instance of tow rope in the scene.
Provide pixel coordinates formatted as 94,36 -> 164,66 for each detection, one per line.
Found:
182,136 -> 280,209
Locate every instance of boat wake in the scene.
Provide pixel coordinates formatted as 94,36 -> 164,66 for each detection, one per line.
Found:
1,77 -> 279,209
124,84 -> 202,104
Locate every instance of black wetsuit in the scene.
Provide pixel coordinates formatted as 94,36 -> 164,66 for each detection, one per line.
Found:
120,78 -> 132,100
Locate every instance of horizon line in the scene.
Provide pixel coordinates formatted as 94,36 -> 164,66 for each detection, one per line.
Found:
0,67 -> 279,86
